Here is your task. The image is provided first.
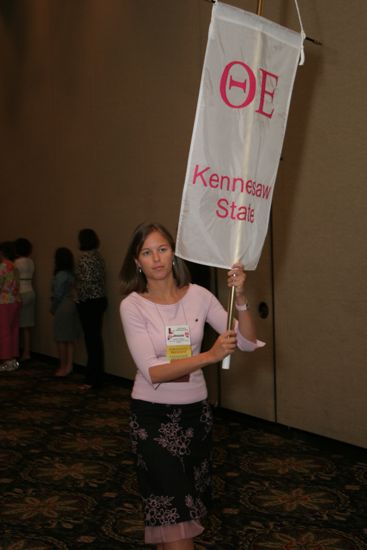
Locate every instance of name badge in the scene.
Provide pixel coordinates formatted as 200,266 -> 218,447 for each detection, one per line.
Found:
166,324 -> 192,361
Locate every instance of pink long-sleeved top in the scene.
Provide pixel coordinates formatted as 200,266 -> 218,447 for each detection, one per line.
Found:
120,284 -> 264,405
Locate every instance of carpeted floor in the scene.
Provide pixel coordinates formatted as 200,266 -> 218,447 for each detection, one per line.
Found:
1,359 -> 367,549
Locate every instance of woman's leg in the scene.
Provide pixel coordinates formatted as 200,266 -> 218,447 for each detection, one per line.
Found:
77,297 -> 106,388
55,342 -> 67,375
0,303 -> 19,369
21,327 -> 31,360
65,341 -> 74,374
10,302 -> 20,359
58,342 -> 66,368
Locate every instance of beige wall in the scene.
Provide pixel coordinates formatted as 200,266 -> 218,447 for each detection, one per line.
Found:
1,1 -> 367,447
272,1 -> 367,447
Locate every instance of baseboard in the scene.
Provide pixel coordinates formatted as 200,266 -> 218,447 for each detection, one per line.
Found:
30,352 -> 133,389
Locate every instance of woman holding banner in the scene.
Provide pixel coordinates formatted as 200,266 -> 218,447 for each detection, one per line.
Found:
119,222 -> 264,549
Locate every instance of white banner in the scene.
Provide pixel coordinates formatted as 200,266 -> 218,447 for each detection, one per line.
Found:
176,2 -> 304,270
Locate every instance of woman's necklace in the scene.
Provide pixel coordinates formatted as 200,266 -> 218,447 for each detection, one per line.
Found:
153,297 -> 192,371
153,298 -> 189,328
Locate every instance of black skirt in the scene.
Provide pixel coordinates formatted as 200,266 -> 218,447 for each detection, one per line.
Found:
129,398 -> 213,528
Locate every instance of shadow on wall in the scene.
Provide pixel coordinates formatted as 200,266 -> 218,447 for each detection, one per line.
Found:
272,45 -> 322,274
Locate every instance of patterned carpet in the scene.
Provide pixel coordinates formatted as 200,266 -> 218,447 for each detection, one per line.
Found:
1,359 -> 367,549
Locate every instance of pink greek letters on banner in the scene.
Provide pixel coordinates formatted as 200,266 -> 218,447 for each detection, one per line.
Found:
220,61 -> 279,119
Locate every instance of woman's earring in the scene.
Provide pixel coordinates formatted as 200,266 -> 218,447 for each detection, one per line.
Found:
137,265 -> 142,274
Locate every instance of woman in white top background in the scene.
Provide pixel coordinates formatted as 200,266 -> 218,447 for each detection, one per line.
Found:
119,222 -> 264,550
14,238 -> 35,362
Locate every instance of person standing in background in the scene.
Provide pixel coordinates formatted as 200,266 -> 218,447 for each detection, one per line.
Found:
14,238 -> 35,363
0,242 -> 21,371
75,229 -> 107,390
50,247 -> 80,377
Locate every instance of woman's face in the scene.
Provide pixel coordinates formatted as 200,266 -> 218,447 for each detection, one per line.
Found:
136,230 -> 174,282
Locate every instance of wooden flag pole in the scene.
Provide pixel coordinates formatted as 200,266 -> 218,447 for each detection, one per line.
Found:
222,0 -> 264,371
221,285 -> 236,370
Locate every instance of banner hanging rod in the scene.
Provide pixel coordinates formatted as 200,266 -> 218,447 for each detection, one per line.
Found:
203,0 -> 322,45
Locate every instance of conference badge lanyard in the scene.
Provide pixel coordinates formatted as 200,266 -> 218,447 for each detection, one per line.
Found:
165,325 -> 192,361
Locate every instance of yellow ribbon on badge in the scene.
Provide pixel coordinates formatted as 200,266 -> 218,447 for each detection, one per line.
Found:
166,345 -> 192,361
